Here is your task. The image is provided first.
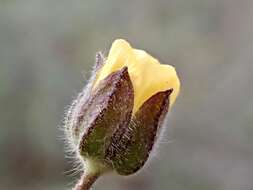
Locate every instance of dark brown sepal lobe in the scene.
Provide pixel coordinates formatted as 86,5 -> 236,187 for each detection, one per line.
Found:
78,67 -> 134,161
109,89 -> 173,175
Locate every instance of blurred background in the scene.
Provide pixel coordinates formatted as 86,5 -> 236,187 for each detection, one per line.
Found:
0,0 -> 253,190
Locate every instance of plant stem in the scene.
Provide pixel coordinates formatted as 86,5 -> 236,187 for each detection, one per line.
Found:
73,172 -> 99,190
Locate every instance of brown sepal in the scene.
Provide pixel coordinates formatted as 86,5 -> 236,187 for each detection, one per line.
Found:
78,67 -> 134,161
107,89 -> 173,175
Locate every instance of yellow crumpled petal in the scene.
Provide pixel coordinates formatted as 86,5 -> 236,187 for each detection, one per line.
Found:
94,39 -> 180,113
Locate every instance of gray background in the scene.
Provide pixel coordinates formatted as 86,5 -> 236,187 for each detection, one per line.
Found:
0,0 -> 252,189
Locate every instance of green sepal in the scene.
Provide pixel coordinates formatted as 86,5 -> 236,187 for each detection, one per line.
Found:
78,67 -> 134,161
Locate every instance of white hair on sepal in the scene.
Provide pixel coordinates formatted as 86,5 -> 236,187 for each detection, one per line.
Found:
60,52 -> 107,178
62,94 -> 88,177
62,122 -> 83,177
117,111 -> 175,178
148,111 -> 175,164
61,72 -> 92,175
131,114 -> 175,180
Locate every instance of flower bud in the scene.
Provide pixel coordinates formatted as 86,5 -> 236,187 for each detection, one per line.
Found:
65,39 -> 180,176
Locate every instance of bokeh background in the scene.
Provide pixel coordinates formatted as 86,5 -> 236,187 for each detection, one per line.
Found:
1,0 -> 253,190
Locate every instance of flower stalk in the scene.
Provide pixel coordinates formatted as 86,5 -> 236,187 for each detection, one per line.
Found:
73,172 -> 99,190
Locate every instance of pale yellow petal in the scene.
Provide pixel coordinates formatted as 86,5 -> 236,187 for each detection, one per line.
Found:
94,39 -> 180,113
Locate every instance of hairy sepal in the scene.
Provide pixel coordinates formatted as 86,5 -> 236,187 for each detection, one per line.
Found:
78,67 -> 134,162
107,89 -> 173,175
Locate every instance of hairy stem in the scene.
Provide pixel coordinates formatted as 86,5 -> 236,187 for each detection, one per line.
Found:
73,172 -> 99,190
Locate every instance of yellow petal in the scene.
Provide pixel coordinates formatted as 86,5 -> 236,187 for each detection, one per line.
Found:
94,39 -> 180,113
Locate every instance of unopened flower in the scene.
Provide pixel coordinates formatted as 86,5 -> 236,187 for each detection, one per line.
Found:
65,39 -> 180,190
